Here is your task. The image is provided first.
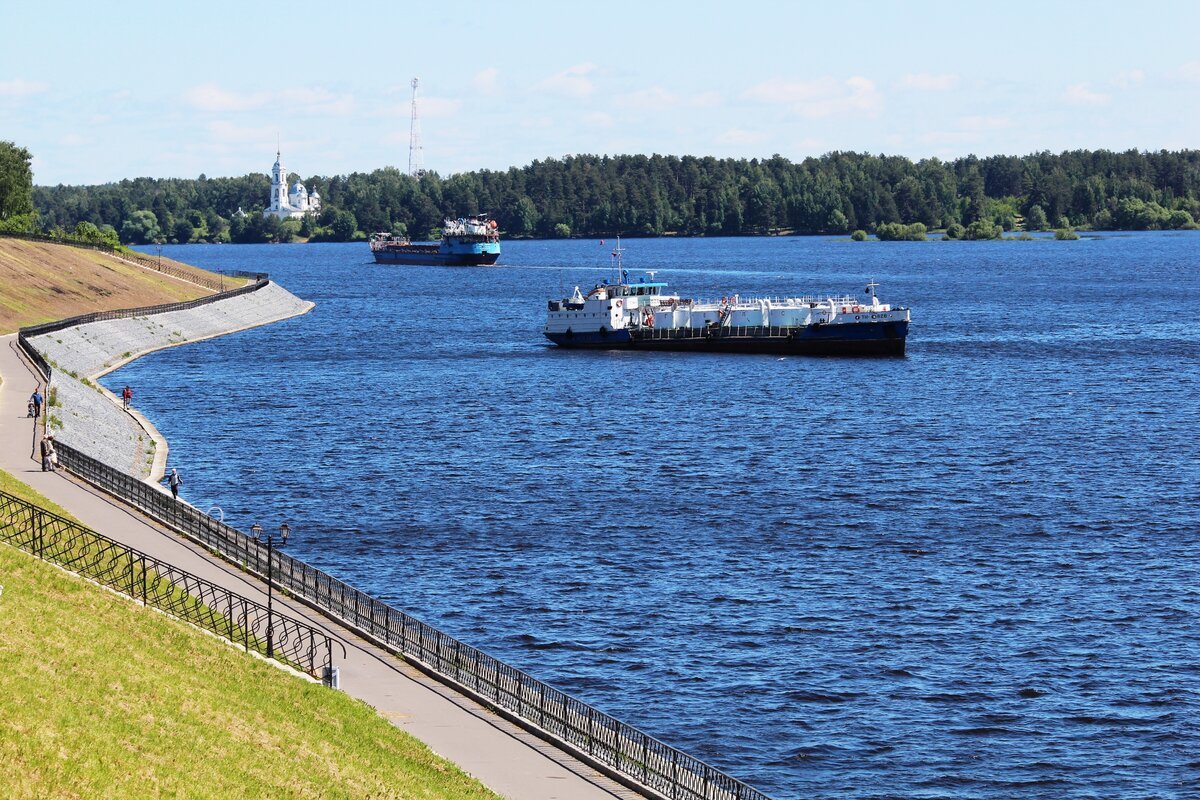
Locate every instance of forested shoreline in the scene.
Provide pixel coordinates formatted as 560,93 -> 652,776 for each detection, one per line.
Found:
12,147 -> 1200,244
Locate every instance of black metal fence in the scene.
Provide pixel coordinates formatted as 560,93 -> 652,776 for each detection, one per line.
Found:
0,489 -> 343,684
0,230 -> 229,290
52,441 -> 772,800
12,269 -> 774,800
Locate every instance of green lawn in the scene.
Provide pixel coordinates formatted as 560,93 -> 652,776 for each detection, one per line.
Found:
0,470 -> 498,799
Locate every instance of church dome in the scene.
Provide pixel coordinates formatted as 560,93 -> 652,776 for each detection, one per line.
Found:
290,180 -> 308,196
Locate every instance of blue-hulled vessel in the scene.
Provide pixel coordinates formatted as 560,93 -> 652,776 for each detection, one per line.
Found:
544,241 -> 910,356
370,214 -> 500,266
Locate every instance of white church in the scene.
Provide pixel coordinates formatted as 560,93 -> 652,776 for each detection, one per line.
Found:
263,150 -> 321,219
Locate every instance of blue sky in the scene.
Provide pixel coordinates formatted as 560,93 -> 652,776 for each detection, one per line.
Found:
3,0 -> 1198,185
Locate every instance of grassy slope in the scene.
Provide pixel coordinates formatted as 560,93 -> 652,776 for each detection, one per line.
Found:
0,471 -> 498,800
0,240 -> 238,334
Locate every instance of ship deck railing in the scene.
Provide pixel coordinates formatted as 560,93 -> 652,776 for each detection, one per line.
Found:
633,324 -> 820,340
660,294 -> 865,309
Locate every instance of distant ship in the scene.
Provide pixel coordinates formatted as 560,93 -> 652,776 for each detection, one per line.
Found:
370,214 -> 500,266
544,241 -> 909,356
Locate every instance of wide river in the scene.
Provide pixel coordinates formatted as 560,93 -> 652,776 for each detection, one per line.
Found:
127,233 -> 1200,799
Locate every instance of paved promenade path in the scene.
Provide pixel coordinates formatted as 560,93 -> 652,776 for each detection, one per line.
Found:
1,331 -> 635,800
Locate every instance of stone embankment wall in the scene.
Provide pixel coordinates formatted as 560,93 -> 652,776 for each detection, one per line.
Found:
30,282 -> 313,478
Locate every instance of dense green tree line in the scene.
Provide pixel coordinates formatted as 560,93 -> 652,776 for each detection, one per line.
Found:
28,149 -> 1200,244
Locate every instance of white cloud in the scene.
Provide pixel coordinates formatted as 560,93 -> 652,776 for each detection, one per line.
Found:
280,87 -> 355,116
582,111 -> 614,128
1179,61 -> 1200,82
898,73 -> 959,91
473,67 -> 499,92
59,133 -> 89,147
186,83 -> 353,116
1063,83 -> 1109,106
959,115 -> 1011,131
416,96 -> 461,118
744,76 -> 881,118
690,91 -> 722,108
207,120 -> 276,144
1112,69 -> 1145,89
0,78 -> 49,97
185,83 -> 268,111
919,116 -> 1011,147
623,86 -> 679,109
538,63 -> 597,98
716,128 -> 766,145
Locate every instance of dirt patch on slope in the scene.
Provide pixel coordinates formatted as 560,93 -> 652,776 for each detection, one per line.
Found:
0,240 -> 234,333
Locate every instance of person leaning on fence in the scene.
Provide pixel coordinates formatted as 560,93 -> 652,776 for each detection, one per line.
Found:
40,433 -> 56,472
167,468 -> 182,499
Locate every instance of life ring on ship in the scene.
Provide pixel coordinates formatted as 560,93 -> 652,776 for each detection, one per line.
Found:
852,305 -> 861,313
615,299 -> 623,308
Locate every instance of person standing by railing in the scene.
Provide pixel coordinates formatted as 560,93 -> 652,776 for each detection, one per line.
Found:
122,385 -> 132,410
29,387 -> 43,418
166,468 -> 182,500
40,433 -> 57,472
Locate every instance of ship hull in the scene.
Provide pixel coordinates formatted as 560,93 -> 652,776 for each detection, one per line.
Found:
545,321 -> 907,356
372,248 -> 500,267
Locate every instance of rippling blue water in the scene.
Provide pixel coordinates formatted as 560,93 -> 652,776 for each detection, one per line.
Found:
123,233 -> 1200,798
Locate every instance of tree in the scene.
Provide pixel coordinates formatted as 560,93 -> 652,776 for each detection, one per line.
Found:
512,196 -> 539,237
1025,204 -> 1048,231
964,219 -> 1002,240
330,209 -> 358,241
172,219 -> 194,243
850,229 -> 868,241
25,148 -> 1200,242
0,141 -> 34,225
553,222 -> 571,238
944,222 -> 965,239
120,210 -> 161,244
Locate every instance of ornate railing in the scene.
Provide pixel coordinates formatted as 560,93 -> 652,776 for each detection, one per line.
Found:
0,230 -> 232,290
51,440 -> 772,800
0,489 -> 343,684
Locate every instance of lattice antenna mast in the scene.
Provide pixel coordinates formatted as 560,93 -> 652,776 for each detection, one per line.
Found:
408,77 -> 425,178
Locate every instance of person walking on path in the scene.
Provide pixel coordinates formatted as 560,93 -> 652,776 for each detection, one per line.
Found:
122,385 -> 132,411
29,388 -> 43,418
167,468 -> 182,499
40,432 -> 56,472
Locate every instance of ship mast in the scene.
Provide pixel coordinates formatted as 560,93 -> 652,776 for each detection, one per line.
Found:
611,236 -> 625,285
408,77 -> 425,178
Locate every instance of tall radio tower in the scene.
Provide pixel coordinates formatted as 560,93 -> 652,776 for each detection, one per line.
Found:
408,77 -> 425,178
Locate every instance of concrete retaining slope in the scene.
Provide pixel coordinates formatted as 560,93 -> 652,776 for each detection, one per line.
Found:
29,281 -> 313,479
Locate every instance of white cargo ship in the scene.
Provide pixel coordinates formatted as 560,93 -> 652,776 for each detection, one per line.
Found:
544,241 -> 910,356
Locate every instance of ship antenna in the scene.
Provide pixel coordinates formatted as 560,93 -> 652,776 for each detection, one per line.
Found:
409,77 -> 425,178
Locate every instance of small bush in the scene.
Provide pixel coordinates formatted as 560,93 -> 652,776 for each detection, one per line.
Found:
1054,228 -> 1080,240
850,229 -> 867,241
964,219 -> 1002,240
875,222 -> 926,241
944,223 -> 965,239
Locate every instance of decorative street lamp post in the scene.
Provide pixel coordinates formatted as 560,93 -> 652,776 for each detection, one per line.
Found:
252,521 -> 290,659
